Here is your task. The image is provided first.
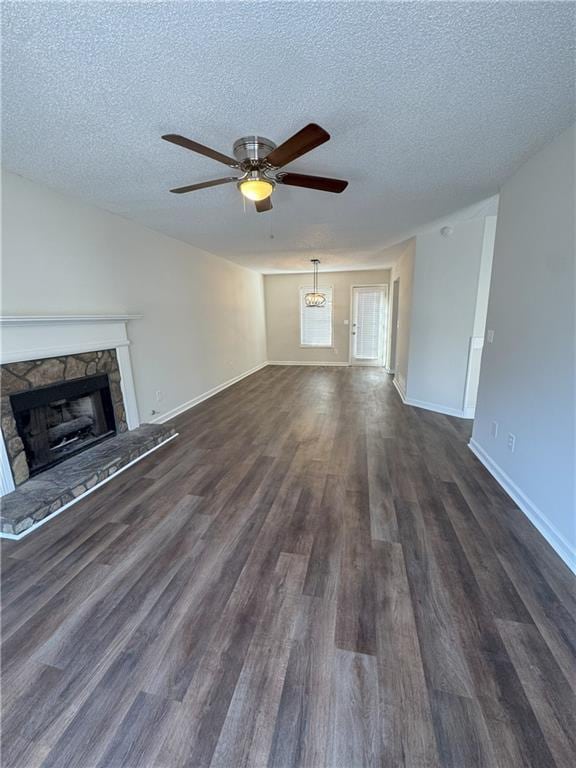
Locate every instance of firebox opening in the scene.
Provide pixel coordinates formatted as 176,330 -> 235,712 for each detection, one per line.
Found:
10,374 -> 117,477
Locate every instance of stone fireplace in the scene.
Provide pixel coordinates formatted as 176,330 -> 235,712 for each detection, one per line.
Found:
4,353 -> 126,482
0,314 -> 141,496
0,315 -> 178,538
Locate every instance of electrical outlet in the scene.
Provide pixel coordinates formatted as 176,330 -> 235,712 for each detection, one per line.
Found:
490,421 -> 499,439
155,390 -> 164,402
507,433 -> 516,452
486,329 -> 495,344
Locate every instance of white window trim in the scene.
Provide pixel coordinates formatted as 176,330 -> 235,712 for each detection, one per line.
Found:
299,284 -> 334,348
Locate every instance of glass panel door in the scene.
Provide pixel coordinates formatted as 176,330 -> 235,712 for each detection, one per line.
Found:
350,285 -> 387,366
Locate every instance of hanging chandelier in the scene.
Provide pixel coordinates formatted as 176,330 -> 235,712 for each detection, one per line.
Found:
304,259 -> 327,307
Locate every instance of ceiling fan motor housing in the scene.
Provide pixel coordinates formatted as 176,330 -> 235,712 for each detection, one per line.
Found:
233,136 -> 277,164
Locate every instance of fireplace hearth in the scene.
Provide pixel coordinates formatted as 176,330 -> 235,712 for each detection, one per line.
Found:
10,374 -> 117,477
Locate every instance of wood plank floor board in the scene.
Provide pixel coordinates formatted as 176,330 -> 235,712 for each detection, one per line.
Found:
439,480 -> 533,624
1,559 -> 113,674
1,520 -> 127,639
367,431 -> 399,543
39,646 -> 158,768
208,554 -> 307,768
476,655 -> 558,768
327,648 -> 381,768
36,498 -> 198,672
157,571 -> 273,768
506,522 -> 576,619
334,488 -> 377,656
1,366 -> 574,768
302,474 -> 344,601
498,619 -> 576,768
94,691 -> 178,768
405,456 -> 560,766
429,689 -> 498,768
141,497 -> 277,703
3,471 -> 154,564
0,662 -> 64,745
218,489 -> 305,605
0,732 -> 50,768
494,520 -> 576,653
3,652 -> 130,762
267,594 -> 338,768
452,456 -> 576,694
372,540 -> 440,768
441,445 -> 576,696
395,496 -> 476,698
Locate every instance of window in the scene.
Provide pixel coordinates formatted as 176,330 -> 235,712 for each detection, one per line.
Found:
300,286 -> 333,347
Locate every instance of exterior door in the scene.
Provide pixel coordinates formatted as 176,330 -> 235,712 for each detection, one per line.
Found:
350,285 -> 388,366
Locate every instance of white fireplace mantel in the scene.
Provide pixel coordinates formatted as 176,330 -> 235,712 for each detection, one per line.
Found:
0,314 -> 143,327
0,314 -> 142,496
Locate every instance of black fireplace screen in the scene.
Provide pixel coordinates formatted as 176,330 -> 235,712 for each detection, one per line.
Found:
10,374 -> 117,476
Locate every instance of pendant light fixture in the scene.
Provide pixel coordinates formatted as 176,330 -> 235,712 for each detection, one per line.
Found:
304,259 -> 326,307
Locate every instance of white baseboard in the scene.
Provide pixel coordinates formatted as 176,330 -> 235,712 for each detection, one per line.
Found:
149,362 -> 269,424
392,376 -> 406,401
469,439 -> 576,575
267,361 -> 349,367
393,378 -> 471,419
0,433 -> 179,541
405,397 -> 471,419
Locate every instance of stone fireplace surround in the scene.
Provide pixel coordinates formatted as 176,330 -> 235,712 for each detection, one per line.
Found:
0,315 -> 177,538
2,349 -> 128,485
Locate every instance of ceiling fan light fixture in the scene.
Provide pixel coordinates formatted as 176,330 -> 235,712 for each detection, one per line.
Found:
162,124 -> 348,212
238,175 -> 274,202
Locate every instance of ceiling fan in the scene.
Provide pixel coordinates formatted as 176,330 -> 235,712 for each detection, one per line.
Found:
161,123 -> 348,212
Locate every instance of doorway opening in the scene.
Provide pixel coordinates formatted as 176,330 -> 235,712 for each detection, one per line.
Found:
349,284 -> 388,366
388,278 -> 400,373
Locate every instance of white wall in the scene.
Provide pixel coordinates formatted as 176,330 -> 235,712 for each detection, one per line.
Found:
1,171 -> 267,421
402,219 -> 487,415
264,269 -> 390,364
471,125 -> 575,571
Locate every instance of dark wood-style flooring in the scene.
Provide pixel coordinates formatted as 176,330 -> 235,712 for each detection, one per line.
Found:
1,366 -> 575,767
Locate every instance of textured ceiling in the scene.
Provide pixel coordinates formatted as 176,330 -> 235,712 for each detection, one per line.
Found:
2,1 -> 574,273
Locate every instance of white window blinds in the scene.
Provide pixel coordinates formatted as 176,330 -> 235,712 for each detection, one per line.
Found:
300,286 -> 333,346
353,287 -> 383,360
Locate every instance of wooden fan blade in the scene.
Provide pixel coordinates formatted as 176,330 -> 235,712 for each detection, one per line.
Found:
276,172 -> 348,193
265,123 -> 330,168
162,134 -> 238,167
255,197 -> 273,213
169,177 -> 238,194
